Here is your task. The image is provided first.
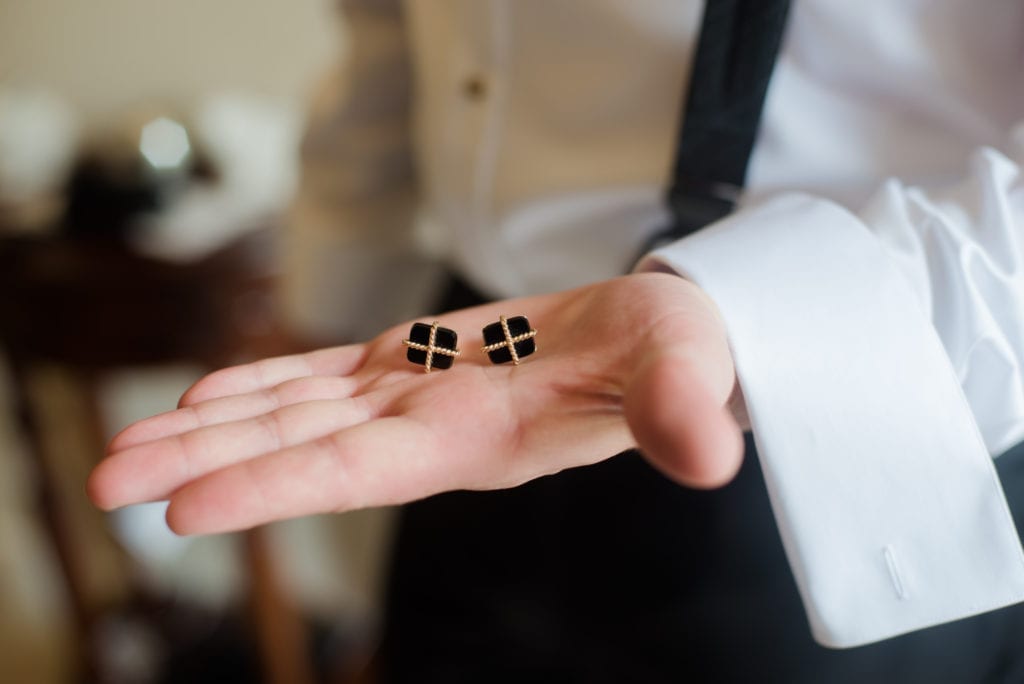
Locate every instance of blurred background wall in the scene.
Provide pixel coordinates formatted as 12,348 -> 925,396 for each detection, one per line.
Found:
0,0 -> 338,130
0,3 -> 399,683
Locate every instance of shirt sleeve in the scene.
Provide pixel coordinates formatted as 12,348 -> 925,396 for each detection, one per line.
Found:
636,138 -> 1024,648
280,0 -> 444,343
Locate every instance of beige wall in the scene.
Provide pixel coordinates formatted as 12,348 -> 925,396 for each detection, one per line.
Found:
0,0 -> 341,128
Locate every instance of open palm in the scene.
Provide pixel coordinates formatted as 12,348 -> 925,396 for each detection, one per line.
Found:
88,273 -> 743,534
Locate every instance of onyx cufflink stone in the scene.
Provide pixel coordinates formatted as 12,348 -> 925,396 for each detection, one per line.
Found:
482,315 -> 537,365
403,321 -> 460,372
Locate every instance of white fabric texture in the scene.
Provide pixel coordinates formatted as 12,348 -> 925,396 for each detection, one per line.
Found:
640,193 -> 1024,647
859,146 -> 1024,457
283,0 -> 1024,646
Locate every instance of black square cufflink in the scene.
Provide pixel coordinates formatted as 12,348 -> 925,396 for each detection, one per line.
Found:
481,315 -> 537,365
403,321 -> 461,372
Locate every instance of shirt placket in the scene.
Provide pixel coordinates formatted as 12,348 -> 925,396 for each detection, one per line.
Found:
436,0 -> 518,293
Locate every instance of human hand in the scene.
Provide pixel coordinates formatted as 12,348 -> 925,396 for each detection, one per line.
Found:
88,272 -> 743,534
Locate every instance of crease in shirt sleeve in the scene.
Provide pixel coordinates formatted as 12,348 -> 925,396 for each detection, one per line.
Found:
860,147 -> 1024,456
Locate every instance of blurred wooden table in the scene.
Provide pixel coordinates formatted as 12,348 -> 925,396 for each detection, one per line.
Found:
0,228 -> 316,684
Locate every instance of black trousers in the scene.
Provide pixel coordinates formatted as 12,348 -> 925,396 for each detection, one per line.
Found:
378,276 -> 1024,683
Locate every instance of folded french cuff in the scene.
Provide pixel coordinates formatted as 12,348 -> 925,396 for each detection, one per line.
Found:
636,193 -> 1024,648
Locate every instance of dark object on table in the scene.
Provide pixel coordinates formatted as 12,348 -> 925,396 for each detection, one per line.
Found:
61,115 -> 215,241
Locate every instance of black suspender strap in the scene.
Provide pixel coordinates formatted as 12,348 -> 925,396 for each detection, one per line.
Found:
664,0 -> 791,238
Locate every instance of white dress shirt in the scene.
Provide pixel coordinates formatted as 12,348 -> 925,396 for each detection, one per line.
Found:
283,0 -> 1024,647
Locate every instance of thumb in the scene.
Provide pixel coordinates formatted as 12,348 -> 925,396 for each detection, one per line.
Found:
623,345 -> 744,489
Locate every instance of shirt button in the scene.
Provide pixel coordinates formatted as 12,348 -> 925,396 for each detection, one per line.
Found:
461,74 -> 487,101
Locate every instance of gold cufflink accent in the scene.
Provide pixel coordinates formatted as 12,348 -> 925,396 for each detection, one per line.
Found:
481,315 -> 537,365
403,321 -> 460,372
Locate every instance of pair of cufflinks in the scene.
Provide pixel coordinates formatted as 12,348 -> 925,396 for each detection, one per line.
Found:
402,315 -> 537,373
